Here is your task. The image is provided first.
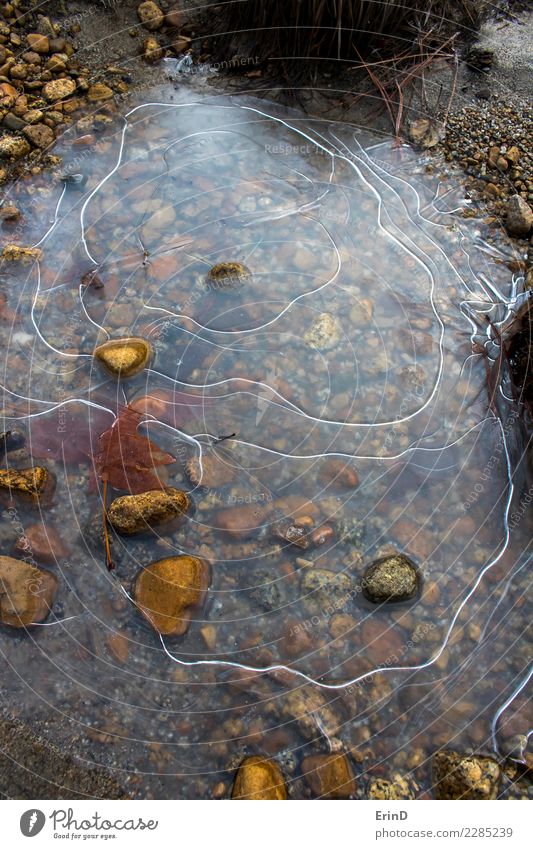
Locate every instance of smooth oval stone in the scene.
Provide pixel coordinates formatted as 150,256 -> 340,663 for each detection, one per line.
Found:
107,487 -> 189,534
301,753 -> 357,799
231,757 -> 287,800
94,337 -> 152,378
0,555 -> 58,627
362,554 -> 419,602
206,261 -> 252,291
134,555 -> 210,636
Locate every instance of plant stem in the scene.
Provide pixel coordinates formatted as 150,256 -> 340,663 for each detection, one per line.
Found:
102,478 -> 114,571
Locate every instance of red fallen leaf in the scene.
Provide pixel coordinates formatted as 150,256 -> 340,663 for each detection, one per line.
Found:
95,404 -> 175,494
29,406 -> 114,464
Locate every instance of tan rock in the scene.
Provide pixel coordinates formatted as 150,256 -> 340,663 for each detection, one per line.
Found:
27,33 -> 49,54
23,122 -> 55,149
94,337 -> 152,378
137,1 -> 164,31
1,244 -> 42,262
87,83 -> 114,102
368,774 -> 417,800
432,750 -> 500,800
107,488 -> 189,534
303,312 -> 342,350
0,204 -> 21,221
15,523 -> 69,564
302,753 -> 356,798
362,554 -> 419,602
142,37 -> 163,64
42,78 -> 76,102
0,135 -> 31,159
505,195 -> 533,237
0,555 -> 57,627
232,757 -> 287,800
0,467 -> 50,496
134,555 -> 210,636
186,451 -> 234,487
408,118 -> 444,149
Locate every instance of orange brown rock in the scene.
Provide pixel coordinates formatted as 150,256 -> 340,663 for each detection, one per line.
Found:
134,555 -> 210,636
301,753 -> 357,799
231,756 -> 287,800
0,555 -> 57,627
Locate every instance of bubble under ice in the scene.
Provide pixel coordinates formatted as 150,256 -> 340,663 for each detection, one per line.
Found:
0,91 -> 530,797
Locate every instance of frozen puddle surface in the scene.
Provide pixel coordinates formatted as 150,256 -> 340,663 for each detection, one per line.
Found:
0,90 -> 530,798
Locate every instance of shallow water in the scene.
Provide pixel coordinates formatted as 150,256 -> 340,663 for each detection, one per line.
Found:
0,85 -> 531,799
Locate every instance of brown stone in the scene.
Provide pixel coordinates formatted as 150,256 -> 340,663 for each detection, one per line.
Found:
15,523 -> 69,564
206,261 -> 251,291
137,2 -> 164,31
165,8 -> 183,28
94,337 -> 152,378
231,757 -> 287,800
23,122 -> 54,149
0,203 -> 20,221
505,195 -> 533,237
107,488 -> 189,534
302,753 -> 356,798
170,35 -> 192,55
26,33 -> 49,54
0,82 -> 18,97
215,503 -> 271,537
134,555 -> 210,636
0,555 -> 57,627
317,458 -> 359,489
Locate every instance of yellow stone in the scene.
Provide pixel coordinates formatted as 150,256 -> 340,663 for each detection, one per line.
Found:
0,466 -> 50,496
1,244 -> 42,262
94,337 -> 152,378
134,555 -> 210,636
87,83 -> 114,102
107,488 -> 189,534
0,555 -> 58,628
232,757 -> 287,800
